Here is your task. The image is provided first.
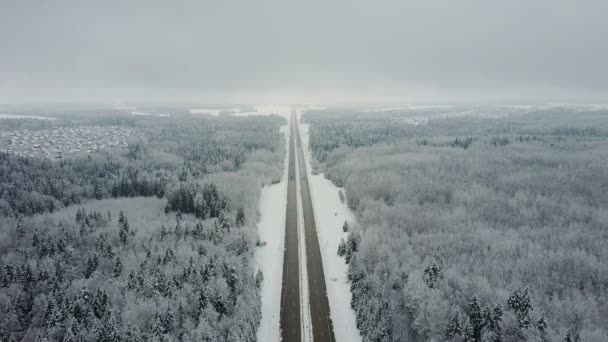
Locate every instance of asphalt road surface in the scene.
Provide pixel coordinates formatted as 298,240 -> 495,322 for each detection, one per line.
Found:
294,109 -> 336,342
280,112 -> 301,342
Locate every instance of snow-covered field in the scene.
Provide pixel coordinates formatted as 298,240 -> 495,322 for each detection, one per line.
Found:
131,111 -> 170,117
189,108 -> 224,116
298,113 -> 362,342
190,105 -> 287,117
0,114 -> 55,120
254,106 -> 290,342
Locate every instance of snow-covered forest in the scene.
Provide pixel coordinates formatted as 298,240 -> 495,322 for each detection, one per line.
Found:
0,110 -> 285,341
304,107 -> 608,342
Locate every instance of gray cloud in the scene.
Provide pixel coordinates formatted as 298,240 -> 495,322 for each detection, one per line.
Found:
1,0 -> 607,104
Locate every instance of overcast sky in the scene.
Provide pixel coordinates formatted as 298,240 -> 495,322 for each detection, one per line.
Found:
1,0 -> 607,104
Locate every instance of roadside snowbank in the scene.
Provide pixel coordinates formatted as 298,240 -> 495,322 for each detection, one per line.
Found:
298,115 -> 363,342
255,107 -> 290,342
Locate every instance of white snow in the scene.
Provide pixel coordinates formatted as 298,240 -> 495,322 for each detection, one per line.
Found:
189,108 -> 224,116
297,111 -> 363,342
371,105 -> 453,112
130,111 -> 170,117
254,107 -> 290,342
190,105 -> 295,118
233,105 -> 293,117
0,114 -> 55,120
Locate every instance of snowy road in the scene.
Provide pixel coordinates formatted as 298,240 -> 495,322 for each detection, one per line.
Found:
294,109 -> 336,342
257,105 -> 359,342
280,113 -> 302,341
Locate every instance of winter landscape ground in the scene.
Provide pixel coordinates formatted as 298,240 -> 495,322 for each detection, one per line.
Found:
1,104 -> 608,342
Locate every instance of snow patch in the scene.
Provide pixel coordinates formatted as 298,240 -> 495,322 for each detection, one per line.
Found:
0,114 -> 56,120
131,111 -> 170,117
189,108 -> 225,116
371,105 -> 453,112
255,123 -> 289,342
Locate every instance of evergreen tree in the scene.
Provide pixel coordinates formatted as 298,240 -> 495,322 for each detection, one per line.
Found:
507,287 -> 533,329
193,222 -> 204,239
446,313 -> 463,340
113,257 -> 124,278
423,262 -> 443,289
92,289 -> 108,319
63,322 -> 79,342
255,269 -> 264,289
337,238 -> 347,257
152,312 -> 165,336
342,220 -> 349,232
124,326 -> 144,342
95,314 -> 120,342
235,205 -> 246,227
468,297 -> 486,342
84,254 -> 99,279
212,291 -> 228,318
16,293 -> 33,327
198,288 -> 209,314
162,306 -> 175,334
15,220 -> 24,238
118,211 -> 130,244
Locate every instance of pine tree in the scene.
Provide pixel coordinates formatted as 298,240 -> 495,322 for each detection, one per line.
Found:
226,266 -> 238,300
235,205 -> 246,227
468,297 -> 485,342
342,220 -> 349,232
162,306 -> 175,334
63,322 -> 78,342
71,299 -> 87,325
113,257 -> 123,278
423,262 -> 443,289
118,211 -> 130,245
255,269 -> 264,288
92,289 -> 108,319
152,312 -> 165,336
337,238 -> 347,257
32,229 -> 40,247
198,288 -> 209,313
160,225 -> 168,240
194,222 -> 204,239
124,326 -> 144,342
43,296 -> 64,331
16,293 -> 33,327
84,254 -> 99,279
485,304 -> 503,336
15,220 -> 24,238
76,208 -> 84,224
95,314 -> 120,342
507,286 -> 533,329
212,291 -> 228,318
177,304 -> 185,330
446,313 -> 463,340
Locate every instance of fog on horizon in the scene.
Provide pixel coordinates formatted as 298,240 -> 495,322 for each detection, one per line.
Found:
1,0 -> 607,105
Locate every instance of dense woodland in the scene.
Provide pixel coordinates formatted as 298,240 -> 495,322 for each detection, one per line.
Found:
304,107 -> 608,342
0,111 -> 285,341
